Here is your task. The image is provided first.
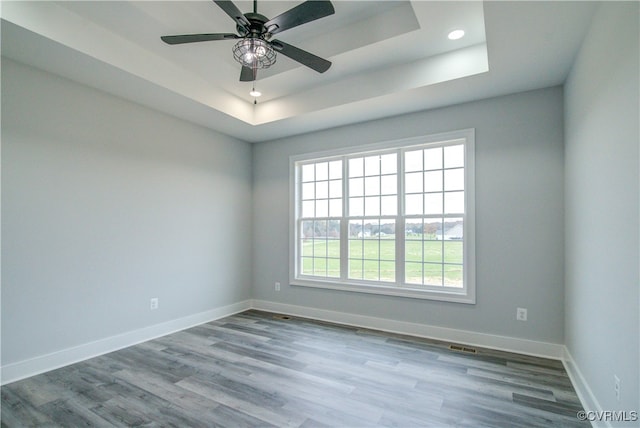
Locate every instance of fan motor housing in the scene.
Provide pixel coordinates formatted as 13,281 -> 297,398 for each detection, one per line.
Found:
239,13 -> 271,39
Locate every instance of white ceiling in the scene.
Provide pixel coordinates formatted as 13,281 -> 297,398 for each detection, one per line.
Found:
1,1 -> 597,142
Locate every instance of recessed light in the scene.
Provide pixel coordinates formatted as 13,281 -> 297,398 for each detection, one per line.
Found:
249,89 -> 262,97
448,29 -> 465,40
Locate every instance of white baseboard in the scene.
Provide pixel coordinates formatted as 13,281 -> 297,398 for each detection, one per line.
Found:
250,299 -> 565,360
0,299 -> 576,395
1,300 -> 252,385
562,347 -> 608,428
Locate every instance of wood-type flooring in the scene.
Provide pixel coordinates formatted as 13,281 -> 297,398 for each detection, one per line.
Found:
1,310 -> 587,427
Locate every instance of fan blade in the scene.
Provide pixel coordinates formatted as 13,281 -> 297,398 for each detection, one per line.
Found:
271,40 -> 331,73
161,33 -> 238,45
265,1 -> 334,35
240,66 -> 257,82
214,1 -> 250,31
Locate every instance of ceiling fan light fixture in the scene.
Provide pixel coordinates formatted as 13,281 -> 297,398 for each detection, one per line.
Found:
249,88 -> 262,97
161,0 -> 335,81
233,38 -> 276,69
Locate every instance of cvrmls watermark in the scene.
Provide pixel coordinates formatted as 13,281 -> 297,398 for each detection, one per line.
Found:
576,410 -> 638,422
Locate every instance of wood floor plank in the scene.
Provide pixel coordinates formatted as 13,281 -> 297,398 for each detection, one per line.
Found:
1,310 -> 588,427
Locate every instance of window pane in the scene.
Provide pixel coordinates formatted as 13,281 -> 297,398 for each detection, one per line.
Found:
380,153 -> 397,174
301,224 -> 314,256
424,171 -> 443,192
381,175 -> 397,195
405,262 -> 422,284
329,180 -> 342,198
364,176 -> 380,196
349,259 -> 363,279
444,191 -> 464,214
405,240 -> 422,262
313,239 -> 326,258
364,155 -> 380,176
301,242 -> 314,257
405,150 -> 423,172
349,242 -> 363,259
328,220 -> 341,238
329,160 -> 342,179
444,145 -> 464,168
329,199 -> 342,217
424,219 -> 442,240
405,172 -> 423,193
302,201 -> 314,217
301,220 -> 314,238
349,197 -> 363,216
405,220 -> 423,238
364,196 -> 380,216
444,169 -> 464,191
424,264 -> 443,286
444,264 -> 463,287
444,241 -> 463,264
313,258 -> 327,276
363,260 -> 379,280
363,239 -> 379,260
424,241 -> 442,263
424,147 -> 443,170
302,164 -> 315,182
424,193 -> 443,215
349,178 -> 364,197
313,220 -> 327,237
301,257 -> 313,275
380,196 -> 397,216
316,181 -> 329,199
300,239 -> 313,257
380,221 -> 395,238
443,219 -> 463,240
316,199 -> 328,217
316,162 -> 328,181
327,258 -> 341,278
327,239 -> 340,258
349,157 -> 364,177
380,261 -> 395,282
405,194 -> 423,215
302,182 -> 315,200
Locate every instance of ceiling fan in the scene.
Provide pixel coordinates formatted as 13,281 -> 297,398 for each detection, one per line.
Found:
161,0 -> 335,82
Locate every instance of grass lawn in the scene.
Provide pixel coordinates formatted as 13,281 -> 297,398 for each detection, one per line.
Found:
301,236 -> 463,287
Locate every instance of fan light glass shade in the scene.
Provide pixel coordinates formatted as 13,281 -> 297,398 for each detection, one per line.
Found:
233,38 -> 276,69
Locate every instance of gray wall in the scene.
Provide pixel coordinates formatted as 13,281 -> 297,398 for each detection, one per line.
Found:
564,1 -> 640,415
252,86 -> 565,343
1,59 -> 252,365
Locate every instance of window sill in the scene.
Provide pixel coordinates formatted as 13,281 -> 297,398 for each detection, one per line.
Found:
291,277 -> 476,304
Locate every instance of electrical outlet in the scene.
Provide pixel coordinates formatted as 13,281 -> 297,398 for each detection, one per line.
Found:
614,375 -> 620,401
275,282 -> 281,291
150,297 -> 159,310
516,307 -> 527,321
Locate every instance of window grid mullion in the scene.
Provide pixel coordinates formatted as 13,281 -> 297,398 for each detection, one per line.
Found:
396,148 -> 405,286
340,158 -> 349,281
441,151 -> 445,286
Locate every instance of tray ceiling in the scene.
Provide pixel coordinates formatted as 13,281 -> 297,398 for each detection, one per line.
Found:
1,1 -> 597,142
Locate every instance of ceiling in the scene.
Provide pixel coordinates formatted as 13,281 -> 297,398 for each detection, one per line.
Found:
1,1 -> 597,143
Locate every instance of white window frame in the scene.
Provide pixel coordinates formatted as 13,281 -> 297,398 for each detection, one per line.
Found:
289,129 -> 476,304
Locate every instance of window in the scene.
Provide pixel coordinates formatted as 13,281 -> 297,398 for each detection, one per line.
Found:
290,130 -> 475,303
